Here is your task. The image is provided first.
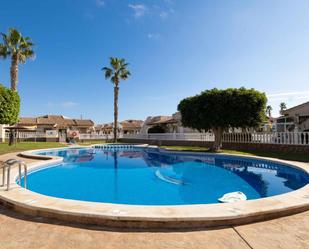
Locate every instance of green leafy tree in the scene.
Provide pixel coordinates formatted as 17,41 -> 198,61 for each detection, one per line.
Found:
0,84 -> 20,124
279,102 -> 287,115
266,105 -> 272,117
0,28 -> 35,91
102,57 -> 131,142
178,88 -> 267,151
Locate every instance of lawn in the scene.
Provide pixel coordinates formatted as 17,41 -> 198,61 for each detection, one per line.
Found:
78,140 -> 107,145
1,142 -> 308,163
161,146 -> 309,163
0,142 -> 67,155
0,140 -> 118,156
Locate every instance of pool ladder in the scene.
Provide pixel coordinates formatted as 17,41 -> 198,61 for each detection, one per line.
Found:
1,159 -> 27,191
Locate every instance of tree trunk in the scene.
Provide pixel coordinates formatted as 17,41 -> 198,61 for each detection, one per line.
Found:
8,131 -> 14,146
211,127 -> 223,152
113,85 -> 119,143
10,54 -> 19,91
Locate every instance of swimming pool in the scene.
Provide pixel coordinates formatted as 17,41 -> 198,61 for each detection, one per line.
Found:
19,147 -> 309,205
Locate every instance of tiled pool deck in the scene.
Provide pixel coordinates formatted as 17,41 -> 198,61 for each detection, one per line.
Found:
0,197 -> 308,249
0,150 -> 309,248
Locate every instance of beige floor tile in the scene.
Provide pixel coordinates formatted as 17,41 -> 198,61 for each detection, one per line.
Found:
0,205 -> 249,249
235,211 -> 309,249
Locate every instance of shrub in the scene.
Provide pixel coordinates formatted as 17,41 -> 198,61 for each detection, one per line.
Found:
0,84 -> 20,125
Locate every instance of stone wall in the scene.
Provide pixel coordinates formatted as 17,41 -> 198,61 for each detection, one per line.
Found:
119,138 -> 309,153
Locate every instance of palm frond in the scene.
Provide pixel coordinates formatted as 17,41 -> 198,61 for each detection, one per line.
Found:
0,44 -> 9,59
0,28 -> 35,62
102,67 -> 113,79
102,57 -> 130,84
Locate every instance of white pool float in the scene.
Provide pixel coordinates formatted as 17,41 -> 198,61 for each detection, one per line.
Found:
218,191 -> 247,203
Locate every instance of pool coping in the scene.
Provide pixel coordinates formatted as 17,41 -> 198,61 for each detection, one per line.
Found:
0,145 -> 309,229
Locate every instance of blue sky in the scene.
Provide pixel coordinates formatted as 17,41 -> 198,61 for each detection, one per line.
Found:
1,0 -> 309,123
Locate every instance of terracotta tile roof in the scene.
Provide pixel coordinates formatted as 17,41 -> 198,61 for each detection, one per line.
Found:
120,120 -> 143,129
18,117 -> 37,125
146,116 -> 175,125
74,119 -> 94,126
18,115 -> 94,128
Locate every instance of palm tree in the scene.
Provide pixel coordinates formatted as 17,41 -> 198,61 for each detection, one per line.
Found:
0,28 -> 35,91
266,105 -> 272,117
279,102 -> 287,115
102,57 -> 130,142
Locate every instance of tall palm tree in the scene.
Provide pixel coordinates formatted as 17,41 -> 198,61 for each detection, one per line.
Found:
279,102 -> 287,115
266,105 -> 272,117
102,57 -> 130,142
0,28 -> 35,91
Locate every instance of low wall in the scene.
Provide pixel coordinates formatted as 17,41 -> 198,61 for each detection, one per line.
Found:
223,142 -> 309,153
4,138 -> 47,142
119,138 -> 309,153
120,138 -> 213,147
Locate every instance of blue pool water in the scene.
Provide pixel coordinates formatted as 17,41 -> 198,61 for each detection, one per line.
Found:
19,147 -> 309,205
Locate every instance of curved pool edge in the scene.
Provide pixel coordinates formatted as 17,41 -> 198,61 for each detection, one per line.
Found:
0,146 -> 309,229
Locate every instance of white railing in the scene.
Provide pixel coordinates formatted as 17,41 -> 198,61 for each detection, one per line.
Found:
222,132 -> 309,145
5,132 -> 46,139
4,132 -> 123,141
123,132 -> 309,145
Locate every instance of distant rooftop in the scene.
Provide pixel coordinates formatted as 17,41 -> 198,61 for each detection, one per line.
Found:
18,115 -> 94,128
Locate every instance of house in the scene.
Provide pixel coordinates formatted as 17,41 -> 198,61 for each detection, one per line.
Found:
95,120 -> 143,136
13,115 -> 94,141
276,101 -> 309,132
140,112 -> 198,134
95,123 -> 118,135
121,120 -> 144,134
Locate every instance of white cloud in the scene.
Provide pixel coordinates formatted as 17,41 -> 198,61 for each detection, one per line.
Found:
95,0 -> 105,8
147,33 -> 161,40
267,91 -> 309,101
61,101 -> 79,108
128,4 -> 147,18
47,101 -> 79,108
159,11 -> 168,19
266,91 -> 309,117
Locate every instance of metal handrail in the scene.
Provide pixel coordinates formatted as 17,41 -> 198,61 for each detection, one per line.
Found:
1,159 -> 27,191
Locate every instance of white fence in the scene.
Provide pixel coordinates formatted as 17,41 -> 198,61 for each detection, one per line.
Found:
123,132 -> 309,146
222,132 -> 309,145
4,132 -> 118,141
5,132 -> 46,140
4,131 -> 309,145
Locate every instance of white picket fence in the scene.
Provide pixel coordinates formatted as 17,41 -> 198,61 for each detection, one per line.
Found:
123,132 -> 309,146
5,132 -> 118,141
5,132 -> 46,139
223,132 -> 309,145
4,131 -> 309,145
124,133 -> 215,141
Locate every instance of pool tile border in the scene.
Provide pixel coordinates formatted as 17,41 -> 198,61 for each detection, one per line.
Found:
0,145 -> 308,229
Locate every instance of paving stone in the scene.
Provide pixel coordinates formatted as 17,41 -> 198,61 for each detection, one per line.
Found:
0,205 -> 249,249
235,211 -> 309,249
